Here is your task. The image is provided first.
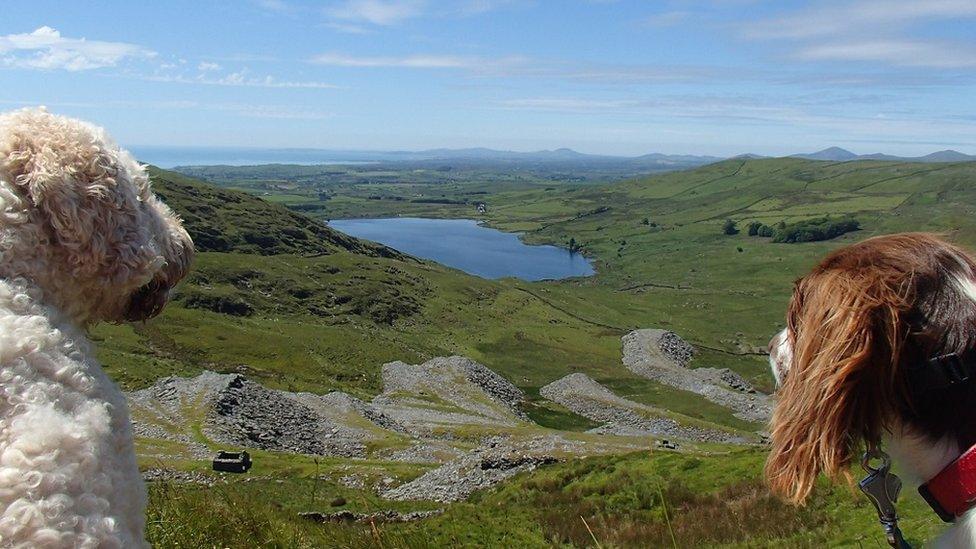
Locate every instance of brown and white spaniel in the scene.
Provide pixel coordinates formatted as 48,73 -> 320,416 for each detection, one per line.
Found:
766,233 -> 976,547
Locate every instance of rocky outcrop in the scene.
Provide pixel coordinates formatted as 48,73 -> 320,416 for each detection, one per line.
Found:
299,509 -> 444,524
128,351 -> 757,504
382,436 -> 568,503
127,371 -> 377,459
621,329 -> 772,422
127,371 -> 239,460
126,356 -> 531,460
370,356 -> 528,435
539,373 -> 747,444
657,331 -> 696,367
205,375 -> 368,457
142,468 -> 219,485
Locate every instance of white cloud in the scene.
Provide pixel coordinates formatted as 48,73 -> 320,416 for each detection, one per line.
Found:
310,52 -> 477,68
742,1 -> 976,70
746,0 -> 976,40
198,61 -> 221,71
308,52 -> 714,82
322,0 -> 520,26
254,0 -> 292,12
642,11 -> 692,28
214,103 -> 333,120
146,70 -> 340,89
0,98 -> 332,120
0,26 -> 155,71
454,0 -> 524,16
324,22 -> 372,34
796,40 -> 976,68
498,98 -> 642,111
325,0 -> 426,26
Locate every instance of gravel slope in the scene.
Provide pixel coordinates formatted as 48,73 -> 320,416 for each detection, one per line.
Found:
127,356 -> 531,461
539,373 -> 749,444
371,356 -> 528,436
621,329 -> 772,422
128,344 -> 758,502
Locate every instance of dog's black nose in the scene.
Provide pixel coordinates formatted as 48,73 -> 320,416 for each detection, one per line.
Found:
123,279 -> 169,322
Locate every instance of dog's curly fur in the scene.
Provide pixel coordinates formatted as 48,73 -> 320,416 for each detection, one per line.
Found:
0,108 -> 193,548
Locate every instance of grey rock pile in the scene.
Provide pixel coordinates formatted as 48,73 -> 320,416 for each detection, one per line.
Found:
206,375 -> 367,457
716,368 -> 757,393
540,373 -> 746,444
126,356 -> 532,465
621,329 -> 772,423
382,436 -> 570,503
657,330 -> 696,367
141,468 -> 218,486
127,371 -> 373,459
299,509 -> 444,524
370,356 -> 528,435
381,442 -> 463,463
127,342 -> 765,506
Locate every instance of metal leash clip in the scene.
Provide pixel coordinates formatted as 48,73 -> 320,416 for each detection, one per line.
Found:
859,444 -> 912,549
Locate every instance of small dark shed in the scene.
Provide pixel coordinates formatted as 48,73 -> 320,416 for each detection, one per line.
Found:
212,450 -> 252,473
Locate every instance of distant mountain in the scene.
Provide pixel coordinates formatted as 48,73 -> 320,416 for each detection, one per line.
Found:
634,152 -> 723,164
858,153 -> 907,161
137,145 -> 721,171
396,147 -> 719,166
919,150 -> 976,162
793,147 -> 859,161
793,147 -> 976,163
138,145 -> 975,173
412,147 -> 593,161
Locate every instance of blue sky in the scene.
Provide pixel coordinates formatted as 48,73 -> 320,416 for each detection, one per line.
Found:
2,0 -> 974,156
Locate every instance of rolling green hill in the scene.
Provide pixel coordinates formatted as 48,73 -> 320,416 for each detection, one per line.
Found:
98,167 -> 751,434
145,443 -> 945,547
148,167 -> 400,257
148,157 -> 976,399
115,160 -> 975,547
228,157 -> 976,391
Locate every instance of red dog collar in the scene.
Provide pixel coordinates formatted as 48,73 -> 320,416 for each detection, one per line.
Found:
919,444 -> 976,522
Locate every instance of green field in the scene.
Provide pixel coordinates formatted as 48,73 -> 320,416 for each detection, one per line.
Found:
115,158 -> 976,546
145,447 -> 946,547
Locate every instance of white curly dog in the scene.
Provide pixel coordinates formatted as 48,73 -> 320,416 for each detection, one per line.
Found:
0,108 -> 193,547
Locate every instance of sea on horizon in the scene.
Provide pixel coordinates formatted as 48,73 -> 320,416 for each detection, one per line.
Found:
129,146 -> 376,168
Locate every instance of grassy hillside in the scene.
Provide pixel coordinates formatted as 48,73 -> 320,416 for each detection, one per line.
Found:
148,167 -> 400,257
143,158 -> 976,409
217,158 -> 976,393
96,168 -> 753,435
105,160 -> 975,546
145,447 -> 945,547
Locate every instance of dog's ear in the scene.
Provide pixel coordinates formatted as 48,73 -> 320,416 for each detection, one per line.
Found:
765,269 -> 908,504
7,132 -> 152,284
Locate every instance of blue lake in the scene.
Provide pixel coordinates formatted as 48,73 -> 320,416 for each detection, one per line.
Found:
329,217 -> 595,281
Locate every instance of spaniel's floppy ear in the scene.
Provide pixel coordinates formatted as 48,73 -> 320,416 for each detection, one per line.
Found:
765,269 -> 909,503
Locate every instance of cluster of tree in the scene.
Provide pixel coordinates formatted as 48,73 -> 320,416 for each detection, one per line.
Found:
742,217 -> 861,243
409,198 -> 466,204
568,237 -> 583,253
722,219 -> 739,235
773,217 -> 861,243
574,206 -> 611,220
746,221 -> 778,237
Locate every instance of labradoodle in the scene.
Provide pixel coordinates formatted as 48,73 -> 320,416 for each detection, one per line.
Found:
0,108 -> 193,547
